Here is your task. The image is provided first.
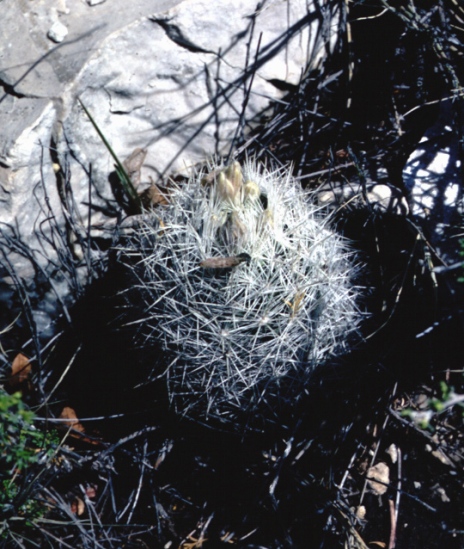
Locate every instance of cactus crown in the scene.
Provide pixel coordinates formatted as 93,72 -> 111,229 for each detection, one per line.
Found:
118,159 -> 361,426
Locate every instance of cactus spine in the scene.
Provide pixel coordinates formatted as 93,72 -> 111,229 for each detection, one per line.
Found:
118,159 -> 361,426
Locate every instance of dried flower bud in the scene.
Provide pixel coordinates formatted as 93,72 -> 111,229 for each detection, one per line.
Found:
243,180 -> 260,201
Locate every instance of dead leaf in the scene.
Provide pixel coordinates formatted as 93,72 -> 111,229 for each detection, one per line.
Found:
59,406 -> 85,433
335,149 -> 349,159
386,443 -> 398,464
140,181 -> 169,208
367,462 -> 390,495
123,147 -> 147,187
356,505 -> 366,520
8,353 -> 32,387
201,167 -> 221,187
71,497 -> 85,516
84,485 -> 97,499
57,407 -> 104,446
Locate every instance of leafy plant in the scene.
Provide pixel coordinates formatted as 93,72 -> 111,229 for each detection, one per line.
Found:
0,391 -> 57,528
401,381 -> 464,431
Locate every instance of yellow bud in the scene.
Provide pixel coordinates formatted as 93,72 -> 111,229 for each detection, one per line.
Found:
217,171 -> 236,202
243,180 -> 260,201
230,211 -> 246,240
262,208 -> 274,228
224,161 -> 243,195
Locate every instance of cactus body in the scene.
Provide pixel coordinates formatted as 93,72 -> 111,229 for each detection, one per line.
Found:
118,160 -> 361,425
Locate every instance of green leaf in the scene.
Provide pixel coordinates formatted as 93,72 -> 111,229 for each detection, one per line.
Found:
78,99 -> 142,214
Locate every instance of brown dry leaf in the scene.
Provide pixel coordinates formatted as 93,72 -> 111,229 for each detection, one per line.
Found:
84,485 -> 97,499
201,167 -> 221,187
367,462 -> 390,495
58,408 -> 104,447
8,353 -> 32,387
59,406 -> 85,433
71,497 -> 85,516
369,542 -> 387,548
355,505 -> 366,520
123,147 -> 147,188
140,181 -> 169,208
335,149 -> 349,159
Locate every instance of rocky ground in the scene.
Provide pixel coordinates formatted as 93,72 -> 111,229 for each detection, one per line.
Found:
1,1 -> 463,547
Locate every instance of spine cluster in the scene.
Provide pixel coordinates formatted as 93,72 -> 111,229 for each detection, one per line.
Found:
118,160 -> 361,425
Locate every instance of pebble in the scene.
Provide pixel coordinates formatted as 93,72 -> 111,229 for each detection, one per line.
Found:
47,21 -> 68,43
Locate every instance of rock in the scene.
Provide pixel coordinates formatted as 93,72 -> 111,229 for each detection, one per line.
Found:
47,21 -> 69,43
403,101 -> 463,261
318,181 -> 409,214
0,0 -> 340,326
0,98 -> 61,258
59,0 -> 340,225
0,1 -> 62,98
367,462 -> 390,496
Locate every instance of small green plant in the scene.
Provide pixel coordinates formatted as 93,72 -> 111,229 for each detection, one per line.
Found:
401,382 -> 464,431
78,98 -> 142,214
0,391 -> 57,531
1,392 -> 40,470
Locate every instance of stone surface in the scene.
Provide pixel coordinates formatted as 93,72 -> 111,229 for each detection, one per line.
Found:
403,101 -> 463,261
318,181 -> 409,215
1,0 -> 339,214
0,0 -> 340,326
47,21 -> 69,43
58,0 -> 339,230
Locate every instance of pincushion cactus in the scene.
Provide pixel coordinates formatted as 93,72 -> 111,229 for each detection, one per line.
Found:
117,159 -> 361,425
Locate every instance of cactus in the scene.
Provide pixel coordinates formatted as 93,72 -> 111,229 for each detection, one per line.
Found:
117,159 -> 361,426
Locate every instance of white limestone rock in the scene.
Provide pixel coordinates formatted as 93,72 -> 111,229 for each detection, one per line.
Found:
47,21 -> 69,43
59,0 -> 340,225
318,181 -> 409,215
403,103 -> 463,261
0,98 -> 59,232
0,0 -> 340,320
